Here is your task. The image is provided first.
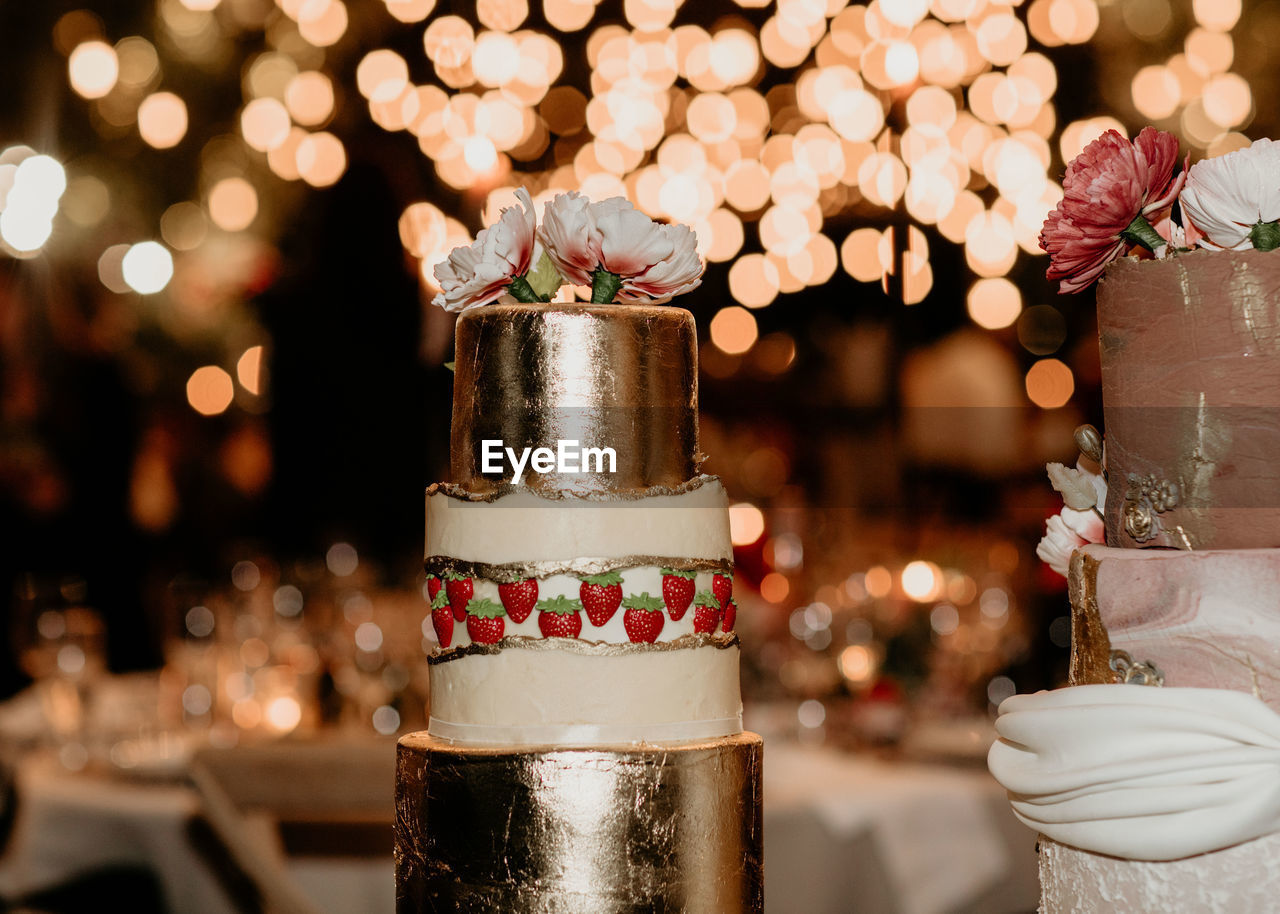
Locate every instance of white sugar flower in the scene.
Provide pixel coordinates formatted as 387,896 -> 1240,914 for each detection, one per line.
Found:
432,188 -> 539,312
1037,459 -> 1106,577
1179,139 -> 1280,251
539,192 -> 704,304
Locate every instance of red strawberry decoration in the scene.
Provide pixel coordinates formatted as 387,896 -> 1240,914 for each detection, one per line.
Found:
445,571 -> 474,622
660,568 -> 697,620
498,578 -> 538,624
426,574 -> 442,601
722,598 -> 737,633
464,597 -> 506,644
692,590 -> 722,634
536,595 -> 583,639
429,590 -> 453,648
622,592 -> 666,643
712,573 -> 733,608
580,571 -> 625,626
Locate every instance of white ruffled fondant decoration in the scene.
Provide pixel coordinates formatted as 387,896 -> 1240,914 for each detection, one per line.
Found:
988,684 -> 1280,861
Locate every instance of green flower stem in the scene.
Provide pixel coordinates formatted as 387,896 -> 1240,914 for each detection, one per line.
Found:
507,275 -> 543,303
1120,214 -> 1166,253
590,269 -> 623,304
1250,221 -> 1280,252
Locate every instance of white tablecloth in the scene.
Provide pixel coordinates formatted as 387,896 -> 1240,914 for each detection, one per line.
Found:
0,739 -> 1037,914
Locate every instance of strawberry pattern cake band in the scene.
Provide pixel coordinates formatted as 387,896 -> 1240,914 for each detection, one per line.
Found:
423,554 -> 732,583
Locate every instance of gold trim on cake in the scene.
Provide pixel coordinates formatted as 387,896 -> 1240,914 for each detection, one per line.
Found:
428,631 -> 740,665
395,732 -> 764,912
423,553 -> 733,583
1067,550 -> 1115,686
450,303 -> 702,496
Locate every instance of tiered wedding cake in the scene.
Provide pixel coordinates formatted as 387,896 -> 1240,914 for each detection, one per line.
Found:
396,303 -> 763,912
990,131 -> 1280,912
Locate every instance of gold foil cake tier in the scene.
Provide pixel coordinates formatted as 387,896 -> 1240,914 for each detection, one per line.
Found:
395,732 -> 764,913
450,303 -> 701,496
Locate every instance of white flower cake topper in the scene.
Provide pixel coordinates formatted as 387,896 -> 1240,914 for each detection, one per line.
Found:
1036,459 -> 1106,577
1179,138 -> 1280,252
431,187 -> 704,312
538,191 -> 704,304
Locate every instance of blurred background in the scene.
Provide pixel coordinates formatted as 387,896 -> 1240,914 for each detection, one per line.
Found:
0,1 -> 1264,909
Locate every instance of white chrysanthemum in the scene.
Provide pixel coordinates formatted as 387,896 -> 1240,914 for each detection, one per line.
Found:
1179,139 -> 1280,251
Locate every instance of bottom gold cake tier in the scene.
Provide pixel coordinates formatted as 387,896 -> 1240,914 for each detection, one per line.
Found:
395,731 -> 764,913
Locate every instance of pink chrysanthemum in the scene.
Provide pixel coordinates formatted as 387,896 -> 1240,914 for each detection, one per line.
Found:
1040,127 -> 1187,294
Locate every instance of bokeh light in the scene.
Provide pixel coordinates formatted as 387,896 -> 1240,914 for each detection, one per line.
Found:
121,241 -> 174,294
68,41 -> 118,99
186,365 -> 235,416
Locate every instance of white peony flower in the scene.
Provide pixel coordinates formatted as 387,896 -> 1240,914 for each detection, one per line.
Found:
538,192 -> 704,304
1178,139 -> 1280,251
432,188 -> 537,312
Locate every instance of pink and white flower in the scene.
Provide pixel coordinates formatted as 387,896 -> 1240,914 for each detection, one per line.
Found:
539,192 -> 704,304
1040,127 -> 1187,294
1179,138 -> 1280,252
432,188 -> 536,312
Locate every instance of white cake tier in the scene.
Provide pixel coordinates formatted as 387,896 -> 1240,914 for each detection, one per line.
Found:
424,475 -> 732,571
427,634 -> 743,746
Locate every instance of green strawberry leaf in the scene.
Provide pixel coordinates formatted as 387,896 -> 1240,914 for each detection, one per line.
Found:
581,570 -> 624,586
660,568 -> 697,579
465,597 -> 505,619
430,590 -> 449,610
621,591 -> 665,611
442,569 -> 470,582
694,590 -> 720,609
535,594 -> 583,615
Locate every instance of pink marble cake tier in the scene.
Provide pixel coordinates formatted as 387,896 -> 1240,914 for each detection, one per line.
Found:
1068,543 -> 1280,703
1042,543 -> 1280,913
1097,250 -> 1280,550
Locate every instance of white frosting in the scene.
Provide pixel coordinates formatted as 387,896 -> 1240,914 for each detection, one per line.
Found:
988,684 -> 1280,861
428,639 -> 743,747
437,566 -> 728,648
1039,835 -> 1280,913
425,477 -> 732,566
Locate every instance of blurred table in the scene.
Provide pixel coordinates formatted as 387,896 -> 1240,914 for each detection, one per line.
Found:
0,724 -> 1037,914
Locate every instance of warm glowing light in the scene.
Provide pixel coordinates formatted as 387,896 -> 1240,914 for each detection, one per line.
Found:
424,16 -> 476,67
399,202 -> 447,257
760,572 -> 789,603
116,36 -> 160,88
1025,358 -> 1075,408
727,254 -> 781,309
710,305 -> 759,354
1059,117 -> 1125,164
967,278 -> 1022,329
1202,73 -> 1252,129
839,644 -> 877,685
241,97 -> 292,151
728,502 -> 766,546
285,72 -> 335,126
68,41 -> 119,99
137,92 -> 188,149
265,696 -> 303,733
298,0 -> 348,46
1192,0 -> 1241,32
237,346 -> 264,394
1132,66 -> 1181,121
208,177 -> 258,232
841,227 -> 892,282
121,241 -> 174,294
296,132 -> 347,187
901,560 -> 943,602
187,365 -> 235,416
357,49 -> 410,101
544,0 -> 596,31
864,565 -> 893,599
384,0 -> 436,23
